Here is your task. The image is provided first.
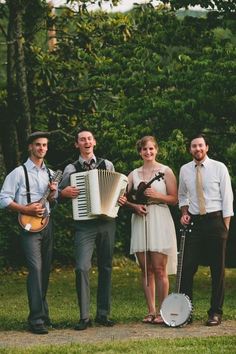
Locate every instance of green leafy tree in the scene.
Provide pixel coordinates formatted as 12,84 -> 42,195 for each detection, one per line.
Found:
166,0 -> 236,12
0,2 -> 235,267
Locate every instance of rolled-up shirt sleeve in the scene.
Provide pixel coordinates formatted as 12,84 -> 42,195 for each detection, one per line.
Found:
0,169 -> 21,209
58,164 -> 75,192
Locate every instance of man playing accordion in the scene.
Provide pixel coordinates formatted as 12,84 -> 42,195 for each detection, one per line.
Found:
59,129 -> 126,330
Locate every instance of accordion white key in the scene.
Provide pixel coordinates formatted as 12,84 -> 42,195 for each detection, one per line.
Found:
70,169 -> 128,220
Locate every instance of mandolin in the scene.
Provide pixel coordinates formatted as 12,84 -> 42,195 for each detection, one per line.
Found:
18,170 -> 62,233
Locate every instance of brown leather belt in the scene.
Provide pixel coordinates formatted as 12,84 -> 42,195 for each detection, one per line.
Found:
190,211 -> 222,219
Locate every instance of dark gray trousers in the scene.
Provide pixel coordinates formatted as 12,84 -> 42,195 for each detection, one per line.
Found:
74,219 -> 116,320
21,220 -> 53,325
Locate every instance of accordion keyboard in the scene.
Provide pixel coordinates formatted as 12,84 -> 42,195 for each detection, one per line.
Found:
73,173 -> 92,219
70,169 -> 128,220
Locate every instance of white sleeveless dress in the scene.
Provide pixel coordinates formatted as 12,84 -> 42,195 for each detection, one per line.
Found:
130,165 -> 177,275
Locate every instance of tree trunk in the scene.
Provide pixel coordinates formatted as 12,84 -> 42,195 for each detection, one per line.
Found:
1,0 -> 32,173
1,0 -> 19,173
14,0 -> 31,148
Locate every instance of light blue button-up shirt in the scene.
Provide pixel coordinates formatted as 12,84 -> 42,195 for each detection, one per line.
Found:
0,158 -> 54,212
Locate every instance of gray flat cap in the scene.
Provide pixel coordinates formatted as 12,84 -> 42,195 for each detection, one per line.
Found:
27,131 -> 50,144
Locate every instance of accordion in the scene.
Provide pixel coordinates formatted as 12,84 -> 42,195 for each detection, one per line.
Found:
70,169 -> 128,220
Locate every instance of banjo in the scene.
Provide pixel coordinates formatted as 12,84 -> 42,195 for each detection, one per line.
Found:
160,224 -> 193,327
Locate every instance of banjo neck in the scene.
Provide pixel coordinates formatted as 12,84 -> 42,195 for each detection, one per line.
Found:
175,224 -> 191,293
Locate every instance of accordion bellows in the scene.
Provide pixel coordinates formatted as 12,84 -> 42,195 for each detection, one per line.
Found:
70,169 -> 128,220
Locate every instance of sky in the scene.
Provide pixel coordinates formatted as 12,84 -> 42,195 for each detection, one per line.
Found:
52,0 -> 160,12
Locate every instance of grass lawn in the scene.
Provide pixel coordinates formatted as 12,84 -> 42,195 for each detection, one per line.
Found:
0,257 -> 236,353
1,337 -> 236,354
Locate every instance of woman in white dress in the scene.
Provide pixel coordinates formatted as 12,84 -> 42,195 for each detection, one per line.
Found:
126,136 -> 177,324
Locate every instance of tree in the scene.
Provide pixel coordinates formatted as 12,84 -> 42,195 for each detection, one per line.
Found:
0,0 -> 121,173
166,0 -> 236,12
0,0 -> 49,172
0,2 -> 235,267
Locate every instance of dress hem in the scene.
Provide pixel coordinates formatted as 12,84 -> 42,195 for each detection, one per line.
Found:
130,249 -> 174,255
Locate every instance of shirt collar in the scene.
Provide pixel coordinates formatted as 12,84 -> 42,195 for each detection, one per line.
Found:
25,158 -> 47,171
202,156 -> 210,167
79,155 -> 96,165
193,155 -> 209,168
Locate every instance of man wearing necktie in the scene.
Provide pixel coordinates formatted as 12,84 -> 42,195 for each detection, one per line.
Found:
59,129 -> 126,330
178,134 -> 234,326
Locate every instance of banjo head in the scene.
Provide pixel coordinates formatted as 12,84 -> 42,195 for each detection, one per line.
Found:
160,293 -> 192,327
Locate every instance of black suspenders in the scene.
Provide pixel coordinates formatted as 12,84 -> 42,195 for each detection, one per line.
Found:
22,164 -> 52,204
22,164 -> 31,204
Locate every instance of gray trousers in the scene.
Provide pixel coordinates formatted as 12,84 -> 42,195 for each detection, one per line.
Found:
21,220 -> 53,325
74,219 -> 116,320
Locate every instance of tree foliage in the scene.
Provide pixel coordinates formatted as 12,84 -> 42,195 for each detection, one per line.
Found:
166,0 -> 236,12
0,1 -> 235,267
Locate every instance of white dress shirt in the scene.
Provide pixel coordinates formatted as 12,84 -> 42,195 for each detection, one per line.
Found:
0,158 -> 54,213
178,156 -> 234,218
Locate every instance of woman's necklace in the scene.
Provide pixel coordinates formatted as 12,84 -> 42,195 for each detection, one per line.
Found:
142,164 -> 158,182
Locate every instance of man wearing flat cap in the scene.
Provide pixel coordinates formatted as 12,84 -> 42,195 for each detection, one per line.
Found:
0,131 -> 57,334
27,131 -> 50,144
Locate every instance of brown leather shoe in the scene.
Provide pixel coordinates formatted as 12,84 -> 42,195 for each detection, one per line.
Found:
206,314 -> 221,326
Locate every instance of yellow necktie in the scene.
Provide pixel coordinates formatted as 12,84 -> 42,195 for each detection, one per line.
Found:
196,164 -> 206,215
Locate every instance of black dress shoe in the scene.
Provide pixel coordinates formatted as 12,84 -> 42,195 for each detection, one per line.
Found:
45,318 -> 54,328
74,319 -> 92,331
206,314 -> 222,326
95,316 -> 115,327
29,323 -> 48,334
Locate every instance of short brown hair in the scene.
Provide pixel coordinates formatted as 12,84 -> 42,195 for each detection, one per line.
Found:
136,136 -> 158,153
189,133 -> 209,148
75,129 -> 95,142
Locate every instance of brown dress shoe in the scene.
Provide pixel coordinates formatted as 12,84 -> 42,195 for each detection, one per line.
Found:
206,314 -> 221,326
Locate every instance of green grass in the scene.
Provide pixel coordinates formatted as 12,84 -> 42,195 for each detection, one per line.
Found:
1,337 -> 236,354
0,258 -> 236,353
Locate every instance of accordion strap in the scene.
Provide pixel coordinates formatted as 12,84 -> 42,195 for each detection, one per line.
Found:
96,158 -> 106,169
